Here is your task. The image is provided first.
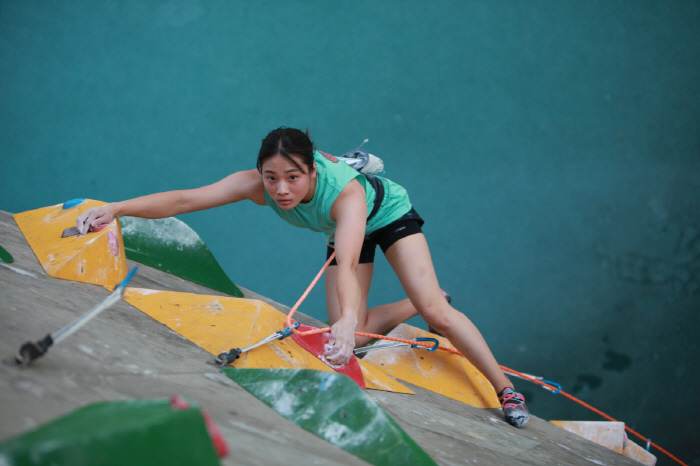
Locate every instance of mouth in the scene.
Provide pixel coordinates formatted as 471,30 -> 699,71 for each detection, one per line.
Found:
277,198 -> 293,207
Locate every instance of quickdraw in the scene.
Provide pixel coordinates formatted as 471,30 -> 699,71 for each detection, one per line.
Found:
6,267 -> 138,367
209,322 -> 300,368
353,337 -> 440,356
507,371 -> 562,394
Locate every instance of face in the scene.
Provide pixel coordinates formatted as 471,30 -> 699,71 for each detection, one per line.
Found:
261,153 -> 317,209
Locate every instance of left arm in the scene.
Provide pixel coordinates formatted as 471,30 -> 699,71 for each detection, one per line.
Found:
325,178 -> 367,365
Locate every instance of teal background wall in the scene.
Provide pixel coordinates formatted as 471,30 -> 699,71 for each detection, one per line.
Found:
2,2 -> 698,464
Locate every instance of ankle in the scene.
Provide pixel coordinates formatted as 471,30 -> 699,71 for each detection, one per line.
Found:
497,387 -> 516,398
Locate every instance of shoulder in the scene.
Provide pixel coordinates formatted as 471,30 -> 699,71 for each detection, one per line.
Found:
240,169 -> 266,205
316,150 -> 340,163
330,178 -> 366,221
315,150 -> 361,186
218,169 -> 265,205
314,150 -> 352,173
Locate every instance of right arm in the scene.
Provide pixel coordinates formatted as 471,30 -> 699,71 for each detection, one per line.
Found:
76,169 -> 265,234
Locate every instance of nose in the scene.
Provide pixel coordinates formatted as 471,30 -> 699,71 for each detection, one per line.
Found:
277,180 -> 289,195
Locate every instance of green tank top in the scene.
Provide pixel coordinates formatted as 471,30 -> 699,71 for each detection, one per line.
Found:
264,151 -> 412,239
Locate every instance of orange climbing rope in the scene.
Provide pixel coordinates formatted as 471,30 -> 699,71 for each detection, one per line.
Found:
284,253 -> 333,335
500,367 -> 688,466
286,252 -> 687,466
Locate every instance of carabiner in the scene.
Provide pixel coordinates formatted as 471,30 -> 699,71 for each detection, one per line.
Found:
277,322 -> 300,339
412,337 -> 439,352
541,378 -> 562,394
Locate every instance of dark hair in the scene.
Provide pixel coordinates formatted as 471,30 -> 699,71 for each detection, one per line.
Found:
257,127 -> 315,174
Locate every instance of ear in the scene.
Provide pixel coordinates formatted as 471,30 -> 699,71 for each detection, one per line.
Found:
310,161 -> 317,178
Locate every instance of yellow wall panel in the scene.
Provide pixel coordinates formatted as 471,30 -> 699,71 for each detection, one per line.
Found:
361,324 -> 500,409
359,361 -> 414,395
122,288 -> 411,393
14,200 -> 127,287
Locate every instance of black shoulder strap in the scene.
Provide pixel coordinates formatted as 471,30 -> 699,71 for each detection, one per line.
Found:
364,174 -> 384,221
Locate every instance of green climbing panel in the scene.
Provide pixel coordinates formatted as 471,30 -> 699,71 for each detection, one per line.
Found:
120,216 -> 243,297
0,398 -> 220,466
0,244 -> 14,263
222,368 -> 438,466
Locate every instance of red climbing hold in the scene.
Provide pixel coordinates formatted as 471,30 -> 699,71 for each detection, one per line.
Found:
291,323 -> 366,389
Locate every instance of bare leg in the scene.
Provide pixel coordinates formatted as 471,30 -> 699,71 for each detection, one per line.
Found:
326,234 -> 528,427
383,233 -> 513,394
325,263 -> 419,347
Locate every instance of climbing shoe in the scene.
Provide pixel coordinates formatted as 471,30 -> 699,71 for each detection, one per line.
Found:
497,387 -> 530,428
428,290 -> 452,336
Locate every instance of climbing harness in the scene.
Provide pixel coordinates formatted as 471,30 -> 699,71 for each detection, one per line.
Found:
208,322 -> 300,368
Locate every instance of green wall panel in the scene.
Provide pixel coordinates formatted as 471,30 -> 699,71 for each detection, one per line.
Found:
223,368 -> 438,466
0,398 -> 220,466
121,216 -> 243,297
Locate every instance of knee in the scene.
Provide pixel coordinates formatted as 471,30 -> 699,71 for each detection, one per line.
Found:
419,301 -> 454,334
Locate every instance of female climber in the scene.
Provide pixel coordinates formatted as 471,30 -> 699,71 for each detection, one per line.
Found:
75,127 -> 529,427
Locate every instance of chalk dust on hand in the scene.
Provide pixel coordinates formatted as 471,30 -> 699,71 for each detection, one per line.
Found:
322,342 -> 347,369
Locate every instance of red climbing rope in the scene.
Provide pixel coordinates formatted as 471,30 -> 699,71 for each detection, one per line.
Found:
286,252 -> 687,466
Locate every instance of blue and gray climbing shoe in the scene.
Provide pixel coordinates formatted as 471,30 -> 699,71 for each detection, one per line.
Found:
497,387 -> 530,428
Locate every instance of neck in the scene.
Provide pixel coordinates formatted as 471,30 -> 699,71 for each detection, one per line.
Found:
301,173 -> 317,203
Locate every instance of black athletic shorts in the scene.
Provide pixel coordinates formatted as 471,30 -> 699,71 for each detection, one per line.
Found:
326,208 -> 425,265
